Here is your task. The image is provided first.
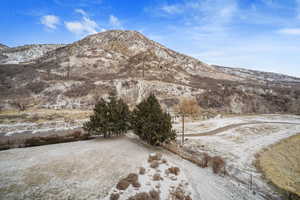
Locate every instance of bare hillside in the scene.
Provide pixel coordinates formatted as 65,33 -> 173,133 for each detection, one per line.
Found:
0,30 -> 299,114
0,44 -> 65,64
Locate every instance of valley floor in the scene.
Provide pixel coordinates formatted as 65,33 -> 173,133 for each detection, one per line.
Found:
0,114 -> 299,199
174,114 -> 300,199
0,136 -> 264,200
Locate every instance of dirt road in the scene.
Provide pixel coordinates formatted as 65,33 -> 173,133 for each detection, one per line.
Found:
182,121 -> 300,137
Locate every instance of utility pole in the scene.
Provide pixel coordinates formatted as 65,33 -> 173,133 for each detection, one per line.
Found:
67,63 -> 70,80
142,55 -> 145,78
181,113 -> 185,145
250,173 -> 253,191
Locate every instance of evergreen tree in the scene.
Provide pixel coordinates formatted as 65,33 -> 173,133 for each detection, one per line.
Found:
131,94 -> 176,145
83,95 -> 131,137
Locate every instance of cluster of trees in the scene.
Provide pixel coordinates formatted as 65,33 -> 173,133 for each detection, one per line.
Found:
83,94 -> 176,145
83,95 -> 131,137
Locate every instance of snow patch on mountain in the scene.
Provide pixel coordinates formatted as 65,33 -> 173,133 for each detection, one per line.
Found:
0,44 -> 65,64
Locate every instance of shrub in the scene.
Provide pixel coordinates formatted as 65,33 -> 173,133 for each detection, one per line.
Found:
83,95 -> 131,137
131,94 -> 176,146
149,190 -> 160,200
153,173 -> 161,181
139,167 -> 146,175
64,83 -> 95,98
71,130 -> 81,138
125,173 -> 138,184
128,192 -> 150,200
132,180 -> 141,188
168,167 -> 180,175
12,99 -> 29,111
110,193 -> 120,200
150,161 -> 159,168
211,156 -> 225,174
26,81 -> 48,94
25,137 -> 42,146
201,153 -> 211,168
116,179 -> 130,190
148,153 -> 162,162
128,190 -> 160,200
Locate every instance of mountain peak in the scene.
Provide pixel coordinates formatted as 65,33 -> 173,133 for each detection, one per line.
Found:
76,30 -> 158,54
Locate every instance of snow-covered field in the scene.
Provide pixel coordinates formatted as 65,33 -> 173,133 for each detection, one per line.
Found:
173,114 -> 300,135
0,114 -> 299,199
0,136 -> 265,200
179,114 -> 300,198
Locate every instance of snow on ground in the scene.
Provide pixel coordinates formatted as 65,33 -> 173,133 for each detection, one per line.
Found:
173,114 -> 300,135
181,114 -> 300,198
104,153 -> 193,200
0,137 -> 157,200
0,136 -> 265,200
1,114 -> 299,199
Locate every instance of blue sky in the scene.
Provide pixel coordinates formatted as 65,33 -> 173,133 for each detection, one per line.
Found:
1,0 -> 300,77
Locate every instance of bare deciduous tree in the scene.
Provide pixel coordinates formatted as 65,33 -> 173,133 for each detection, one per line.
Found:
176,98 -> 201,117
175,98 -> 201,145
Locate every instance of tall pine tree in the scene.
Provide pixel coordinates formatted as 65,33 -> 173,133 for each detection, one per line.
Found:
83,94 -> 131,137
131,94 -> 176,145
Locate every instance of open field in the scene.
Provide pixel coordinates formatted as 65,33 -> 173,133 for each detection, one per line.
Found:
0,135 -> 266,200
258,134 -> 300,198
0,109 -> 91,149
0,114 -> 299,199
174,114 -> 300,198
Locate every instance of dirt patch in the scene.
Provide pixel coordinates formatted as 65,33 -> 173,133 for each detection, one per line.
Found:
257,134 -> 300,199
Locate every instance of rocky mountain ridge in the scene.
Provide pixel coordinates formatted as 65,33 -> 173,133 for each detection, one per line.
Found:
216,65 -> 300,86
0,30 -> 299,114
0,44 -> 65,64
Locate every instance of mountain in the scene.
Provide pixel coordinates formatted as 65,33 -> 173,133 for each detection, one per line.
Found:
0,30 -> 299,114
0,43 -> 8,50
0,44 -> 65,64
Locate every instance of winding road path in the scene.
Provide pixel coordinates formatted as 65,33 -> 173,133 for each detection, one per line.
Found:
179,121 -> 300,137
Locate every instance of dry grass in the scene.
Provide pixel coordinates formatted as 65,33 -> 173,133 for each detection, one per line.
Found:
0,108 -> 91,124
258,134 -> 300,197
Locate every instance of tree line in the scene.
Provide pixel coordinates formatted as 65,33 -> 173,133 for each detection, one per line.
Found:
83,93 -> 176,146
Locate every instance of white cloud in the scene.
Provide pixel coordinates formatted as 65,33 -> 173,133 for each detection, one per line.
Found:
160,4 -> 183,14
40,15 -> 60,29
65,9 -> 104,36
157,0 -> 238,32
75,8 -> 87,16
65,17 -> 99,35
109,15 -> 123,29
278,28 -> 300,35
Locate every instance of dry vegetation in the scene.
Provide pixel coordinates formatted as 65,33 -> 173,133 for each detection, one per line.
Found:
24,130 -> 90,147
175,98 -> 201,118
257,134 -> 300,198
163,143 -> 226,175
0,108 -> 91,124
